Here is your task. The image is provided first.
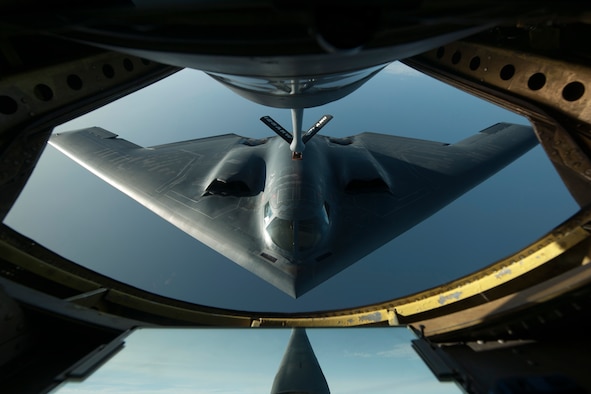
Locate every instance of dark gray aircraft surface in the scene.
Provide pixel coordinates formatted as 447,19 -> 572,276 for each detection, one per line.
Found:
271,328 -> 330,394
49,118 -> 537,297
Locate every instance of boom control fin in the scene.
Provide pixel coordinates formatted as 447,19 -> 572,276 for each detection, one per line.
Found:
260,109 -> 333,159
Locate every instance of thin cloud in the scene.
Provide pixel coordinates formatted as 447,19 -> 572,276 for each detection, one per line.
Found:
376,343 -> 416,359
344,350 -> 373,358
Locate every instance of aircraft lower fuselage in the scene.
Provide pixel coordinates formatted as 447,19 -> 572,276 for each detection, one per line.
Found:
49,123 -> 538,297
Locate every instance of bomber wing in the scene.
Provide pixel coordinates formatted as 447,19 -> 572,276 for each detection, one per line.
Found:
295,123 -> 538,295
48,128 -> 304,294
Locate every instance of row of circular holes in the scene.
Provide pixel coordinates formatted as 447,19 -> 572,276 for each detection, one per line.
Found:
435,46 -> 586,103
0,58 -> 152,115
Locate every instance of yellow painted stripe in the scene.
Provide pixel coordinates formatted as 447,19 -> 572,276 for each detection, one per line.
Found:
0,241 -> 101,291
394,226 -> 589,316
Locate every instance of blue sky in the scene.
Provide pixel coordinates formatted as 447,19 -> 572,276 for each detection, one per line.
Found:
52,327 -> 459,394
4,61 -> 578,311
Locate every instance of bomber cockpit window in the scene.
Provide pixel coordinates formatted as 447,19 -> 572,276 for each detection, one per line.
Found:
266,217 -> 295,252
264,202 -> 273,226
322,203 -> 329,224
265,215 -> 328,252
299,219 -> 325,250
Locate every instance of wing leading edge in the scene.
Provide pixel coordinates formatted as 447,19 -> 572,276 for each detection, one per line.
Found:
49,123 -> 538,297
49,128 -> 297,292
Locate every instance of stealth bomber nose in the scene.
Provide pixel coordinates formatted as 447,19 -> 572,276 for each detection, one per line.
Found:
263,191 -> 330,258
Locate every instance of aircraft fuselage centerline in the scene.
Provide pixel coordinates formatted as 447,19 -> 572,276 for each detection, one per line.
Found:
261,137 -> 333,263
